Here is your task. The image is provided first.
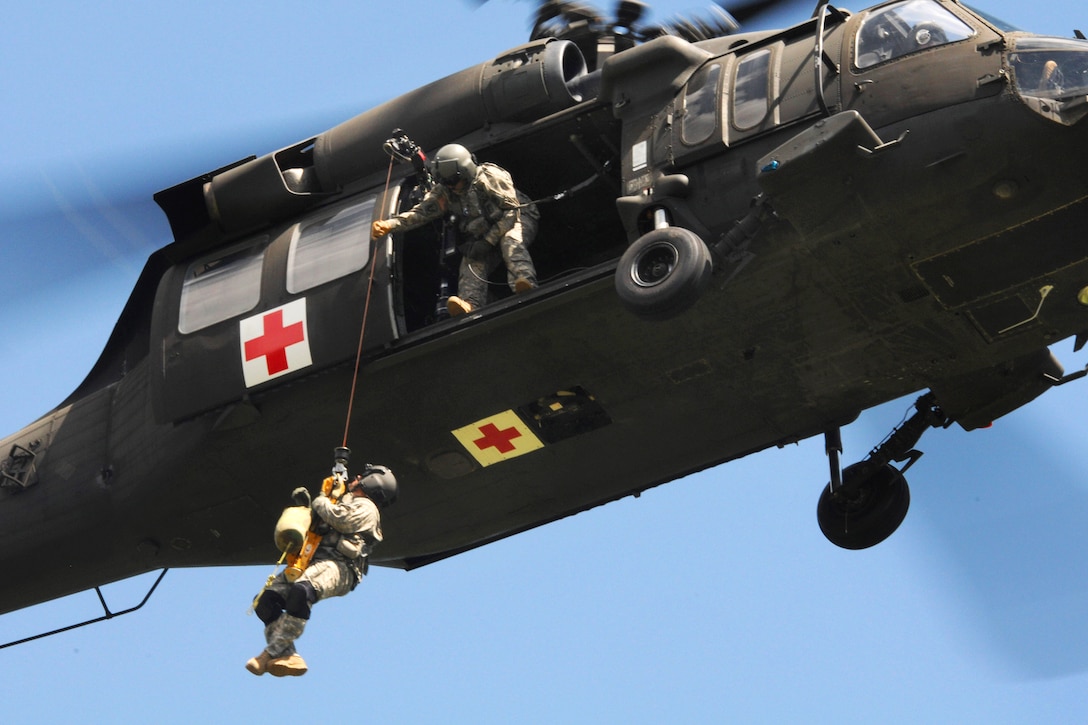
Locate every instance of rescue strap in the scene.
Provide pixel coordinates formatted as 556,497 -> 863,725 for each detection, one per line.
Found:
248,550 -> 289,615
461,162 -> 612,288
516,161 -> 612,209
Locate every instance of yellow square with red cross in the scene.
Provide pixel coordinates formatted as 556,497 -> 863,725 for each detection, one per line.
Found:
452,410 -> 544,467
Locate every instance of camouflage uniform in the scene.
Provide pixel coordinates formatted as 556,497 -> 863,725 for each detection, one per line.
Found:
257,492 -> 382,664
385,162 -> 539,309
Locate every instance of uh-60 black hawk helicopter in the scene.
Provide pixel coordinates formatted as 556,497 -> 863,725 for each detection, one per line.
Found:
2,0 -> 1088,641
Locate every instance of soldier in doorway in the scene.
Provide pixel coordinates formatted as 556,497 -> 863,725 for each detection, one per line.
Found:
372,143 -> 539,316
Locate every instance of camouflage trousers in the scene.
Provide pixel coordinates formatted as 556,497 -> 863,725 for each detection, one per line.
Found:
265,557 -> 356,602
262,558 -> 357,658
458,214 -> 538,310
265,613 -> 307,659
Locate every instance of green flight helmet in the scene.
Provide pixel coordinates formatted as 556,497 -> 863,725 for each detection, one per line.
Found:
431,144 -> 478,187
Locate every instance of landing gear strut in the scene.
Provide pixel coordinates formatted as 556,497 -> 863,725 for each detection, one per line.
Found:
817,393 -> 950,549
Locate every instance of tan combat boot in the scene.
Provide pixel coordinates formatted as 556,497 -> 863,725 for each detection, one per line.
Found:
267,653 -> 308,677
447,296 -> 473,316
245,650 -> 273,676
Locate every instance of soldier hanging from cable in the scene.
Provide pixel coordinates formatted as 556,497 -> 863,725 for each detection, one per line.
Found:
247,454 -> 397,677
372,143 -> 540,316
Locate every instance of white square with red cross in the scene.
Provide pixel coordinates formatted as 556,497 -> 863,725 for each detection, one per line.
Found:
239,299 -> 313,388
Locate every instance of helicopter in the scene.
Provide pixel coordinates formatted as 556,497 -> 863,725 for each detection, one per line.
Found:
2,0 -> 1087,644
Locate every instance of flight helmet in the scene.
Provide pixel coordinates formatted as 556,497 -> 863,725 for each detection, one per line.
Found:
431,144 -> 478,187
355,465 -> 398,508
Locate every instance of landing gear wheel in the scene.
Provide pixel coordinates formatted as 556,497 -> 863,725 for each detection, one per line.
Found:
615,227 -> 713,320
817,462 -> 910,550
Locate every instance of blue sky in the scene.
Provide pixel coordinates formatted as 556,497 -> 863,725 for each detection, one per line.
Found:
3,1 -> 1088,722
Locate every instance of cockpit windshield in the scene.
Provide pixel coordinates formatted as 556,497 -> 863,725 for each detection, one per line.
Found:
963,4 -> 1020,32
1008,37 -> 1088,100
855,0 -> 975,69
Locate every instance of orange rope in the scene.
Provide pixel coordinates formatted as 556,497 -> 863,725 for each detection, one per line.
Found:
341,155 -> 396,447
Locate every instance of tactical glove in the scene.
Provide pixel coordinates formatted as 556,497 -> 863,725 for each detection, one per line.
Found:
322,475 -> 346,499
371,219 -> 398,240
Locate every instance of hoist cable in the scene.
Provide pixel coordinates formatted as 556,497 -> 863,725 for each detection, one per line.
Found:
341,155 -> 396,448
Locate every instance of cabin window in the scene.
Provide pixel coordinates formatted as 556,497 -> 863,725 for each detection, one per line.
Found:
733,50 -> 772,130
855,0 -> 974,70
681,63 -> 721,145
287,195 -> 375,294
178,240 -> 267,334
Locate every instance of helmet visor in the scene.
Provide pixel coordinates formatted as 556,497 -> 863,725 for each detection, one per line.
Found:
434,157 -> 462,185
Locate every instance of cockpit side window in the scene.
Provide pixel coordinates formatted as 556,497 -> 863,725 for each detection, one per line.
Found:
682,63 -> 722,145
286,195 -> 376,294
178,239 -> 267,334
1008,37 -> 1088,100
855,0 -> 974,70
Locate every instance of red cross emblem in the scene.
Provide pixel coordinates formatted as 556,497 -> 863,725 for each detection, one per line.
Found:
452,410 -> 544,467
473,422 -> 523,454
239,299 -> 312,387
244,309 -> 304,376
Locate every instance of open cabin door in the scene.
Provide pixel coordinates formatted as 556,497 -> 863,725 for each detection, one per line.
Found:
389,102 -> 628,335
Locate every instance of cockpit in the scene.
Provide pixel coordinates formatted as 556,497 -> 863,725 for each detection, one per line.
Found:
850,0 -> 1088,126
1005,35 -> 1088,108
855,0 -> 974,69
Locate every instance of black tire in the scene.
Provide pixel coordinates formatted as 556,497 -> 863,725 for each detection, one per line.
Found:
817,462 -> 911,550
614,227 -> 713,321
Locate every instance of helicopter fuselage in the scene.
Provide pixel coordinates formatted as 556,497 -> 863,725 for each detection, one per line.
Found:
2,0 -> 1087,615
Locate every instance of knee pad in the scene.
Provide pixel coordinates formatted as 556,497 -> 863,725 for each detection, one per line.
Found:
285,581 -> 317,620
254,590 -> 285,626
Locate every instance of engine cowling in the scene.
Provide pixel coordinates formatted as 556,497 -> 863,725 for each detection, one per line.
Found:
158,39 -> 590,246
